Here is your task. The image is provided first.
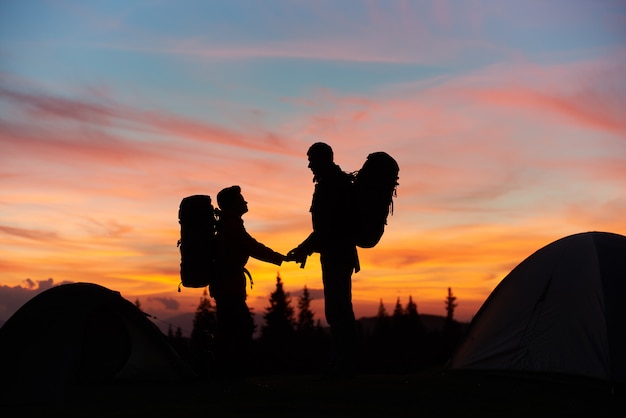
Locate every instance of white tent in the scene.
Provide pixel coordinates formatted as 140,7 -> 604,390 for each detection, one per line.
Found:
449,231 -> 626,382
0,282 -> 195,401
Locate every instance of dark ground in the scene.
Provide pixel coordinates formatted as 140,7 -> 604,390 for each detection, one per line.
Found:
2,369 -> 624,417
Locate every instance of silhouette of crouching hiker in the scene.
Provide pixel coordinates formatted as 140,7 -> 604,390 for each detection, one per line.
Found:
210,186 -> 286,380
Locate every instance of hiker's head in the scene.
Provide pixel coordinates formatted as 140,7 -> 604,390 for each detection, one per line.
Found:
217,185 -> 248,216
307,142 -> 334,178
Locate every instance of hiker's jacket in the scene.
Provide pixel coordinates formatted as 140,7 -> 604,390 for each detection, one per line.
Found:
300,163 -> 360,272
212,215 -> 283,299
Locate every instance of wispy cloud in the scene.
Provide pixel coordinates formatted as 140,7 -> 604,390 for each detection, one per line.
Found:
36,0 -> 515,66
467,82 -> 626,137
0,83 -> 298,158
0,225 -> 61,242
148,296 -> 180,311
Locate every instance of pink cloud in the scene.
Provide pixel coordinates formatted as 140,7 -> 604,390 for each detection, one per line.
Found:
0,84 -> 299,162
284,55 -> 625,192
0,225 -> 61,242
468,86 -> 626,136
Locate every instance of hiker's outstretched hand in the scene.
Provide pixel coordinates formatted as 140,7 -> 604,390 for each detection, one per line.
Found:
286,247 -> 308,268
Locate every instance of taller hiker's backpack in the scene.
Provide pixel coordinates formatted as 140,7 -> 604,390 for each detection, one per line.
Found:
352,152 -> 399,248
177,195 -> 218,291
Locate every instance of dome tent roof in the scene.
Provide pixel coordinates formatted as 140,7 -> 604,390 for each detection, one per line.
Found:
0,282 -> 194,401
450,231 -> 626,382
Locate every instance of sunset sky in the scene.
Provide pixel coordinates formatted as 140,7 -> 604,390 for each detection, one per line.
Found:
1,1 -> 625,330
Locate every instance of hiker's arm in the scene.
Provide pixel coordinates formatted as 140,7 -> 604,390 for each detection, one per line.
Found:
285,233 -> 316,267
296,232 -> 317,255
247,235 -> 285,266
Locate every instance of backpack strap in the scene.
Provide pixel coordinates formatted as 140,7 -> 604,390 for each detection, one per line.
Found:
243,268 -> 253,289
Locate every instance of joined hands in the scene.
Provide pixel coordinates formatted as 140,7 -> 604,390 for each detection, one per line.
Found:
285,247 -> 309,268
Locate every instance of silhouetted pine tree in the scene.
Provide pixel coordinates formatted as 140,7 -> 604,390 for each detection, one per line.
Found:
258,274 -> 297,372
174,327 -> 183,340
377,298 -> 388,318
248,306 -> 257,337
406,295 -> 424,337
385,297 -> 406,370
366,298 -> 392,372
191,288 -> 217,343
405,295 -> 417,317
292,285 -> 329,372
374,298 -> 390,336
443,287 -> 462,360
167,324 -> 189,365
392,297 -> 405,335
190,288 -> 217,378
393,297 -> 404,319
296,285 -> 315,333
444,287 -> 457,322
166,324 -> 184,343
262,274 -> 296,339
404,295 -> 426,369
175,326 -> 183,341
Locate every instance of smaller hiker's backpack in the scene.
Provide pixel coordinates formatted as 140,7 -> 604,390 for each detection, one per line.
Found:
177,195 -> 218,291
352,152 -> 399,248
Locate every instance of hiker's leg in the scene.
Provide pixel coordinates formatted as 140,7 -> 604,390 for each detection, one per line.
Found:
321,254 -> 356,371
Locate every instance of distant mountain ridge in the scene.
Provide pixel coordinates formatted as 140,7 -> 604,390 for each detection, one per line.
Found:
151,312 -> 195,336
151,312 -> 466,338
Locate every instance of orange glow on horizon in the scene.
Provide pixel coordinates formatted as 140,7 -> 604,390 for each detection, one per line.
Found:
2,2 -> 625,328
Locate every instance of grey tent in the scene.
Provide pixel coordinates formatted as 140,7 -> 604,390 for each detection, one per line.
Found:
449,231 -> 626,382
0,282 -> 195,401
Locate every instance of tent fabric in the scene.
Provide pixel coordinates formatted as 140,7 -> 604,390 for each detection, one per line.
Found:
0,283 -> 195,401
449,231 -> 626,382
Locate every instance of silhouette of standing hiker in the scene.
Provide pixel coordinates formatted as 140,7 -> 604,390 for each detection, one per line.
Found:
287,143 -> 360,375
211,186 -> 286,379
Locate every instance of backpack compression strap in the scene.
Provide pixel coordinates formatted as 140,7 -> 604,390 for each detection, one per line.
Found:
244,267 -> 253,289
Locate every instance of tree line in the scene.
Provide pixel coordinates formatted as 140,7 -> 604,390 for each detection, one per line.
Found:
165,274 -> 466,378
